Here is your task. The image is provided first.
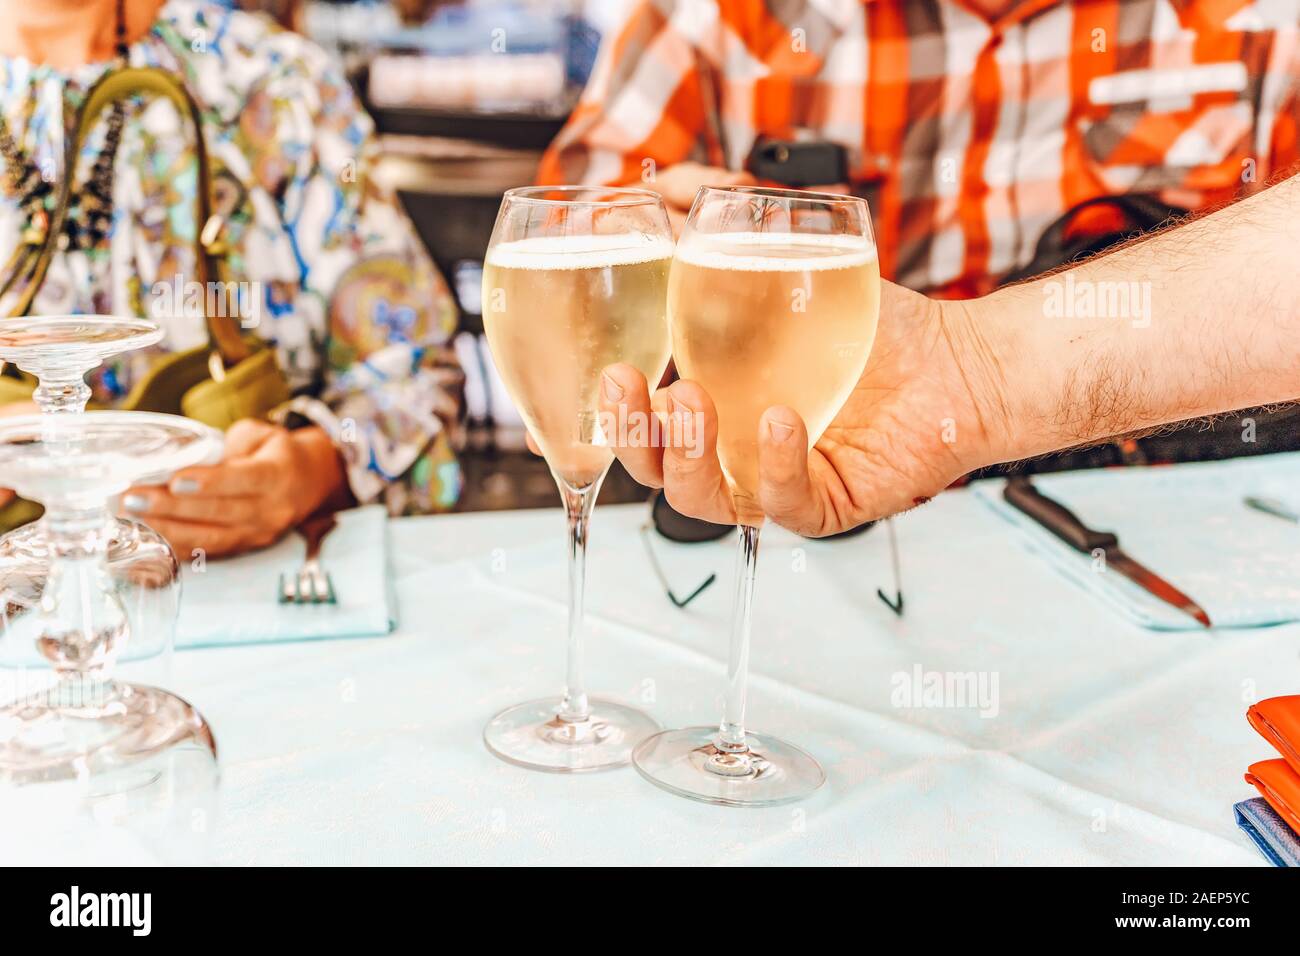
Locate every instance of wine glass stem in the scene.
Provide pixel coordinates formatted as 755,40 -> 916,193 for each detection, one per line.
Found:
39,501 -> 128,682
557,479 -> 600,723
716,523 -> 761,753
33,370 -> 92,415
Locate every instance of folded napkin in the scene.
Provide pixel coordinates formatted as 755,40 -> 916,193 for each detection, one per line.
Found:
175,505 -> 395,648
1234,797 -> 1300,867
1248,695 -> 1300,776
1237,696 -> 1300,865
973,453 -> 1300,630
1244,758 -> 1300,837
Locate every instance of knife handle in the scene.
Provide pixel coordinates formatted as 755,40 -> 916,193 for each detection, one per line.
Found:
1002,477 -> 1119,554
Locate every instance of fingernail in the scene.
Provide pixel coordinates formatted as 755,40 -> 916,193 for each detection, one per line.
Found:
601,373 -> 624,403
122,494 -> 149,513
172,478 -> 199,494
667,394 -> 692,414
768,420 -> 795,443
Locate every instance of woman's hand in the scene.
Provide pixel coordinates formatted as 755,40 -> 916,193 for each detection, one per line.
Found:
0,400 -> 38,508
601,281 -> 1013,536
122,419 -> 351,559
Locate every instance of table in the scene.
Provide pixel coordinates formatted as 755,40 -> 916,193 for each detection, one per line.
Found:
166,482 -> 1294,866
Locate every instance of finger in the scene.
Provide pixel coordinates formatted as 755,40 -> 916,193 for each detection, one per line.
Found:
121,487 -> 263,525
755,406 -> 826,536
642,161 -> 705,208
710,167 -> 757,188
143,517 -> 250,560
650,163 -> 757,211
670,171 -> 755,211
659,380 -> 736,524
667,205 -> 688,240
0,488 -> 14,508
598,363 -> 664,488
167,457 -> 277,497
224,418 -> 278,458
525,431 -> 541,456
803,182 -> 852,195
167,419 -> 279,494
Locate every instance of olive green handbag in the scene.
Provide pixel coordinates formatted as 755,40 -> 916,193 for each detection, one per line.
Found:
0,66 -> 292,531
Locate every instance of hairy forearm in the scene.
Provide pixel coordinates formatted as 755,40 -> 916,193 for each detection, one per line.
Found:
969,173 -> 1300,465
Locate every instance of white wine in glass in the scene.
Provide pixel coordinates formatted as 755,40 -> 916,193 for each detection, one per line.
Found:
481,186 -> 673,772
634,186 -> 881,805
484,234 -> 673,489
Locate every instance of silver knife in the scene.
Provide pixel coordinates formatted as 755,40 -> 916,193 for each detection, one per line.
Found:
1002,477 -> 1212,628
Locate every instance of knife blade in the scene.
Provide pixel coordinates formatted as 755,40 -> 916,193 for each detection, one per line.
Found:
1002,476 -> 1212,628
1244,495 -> 1299,524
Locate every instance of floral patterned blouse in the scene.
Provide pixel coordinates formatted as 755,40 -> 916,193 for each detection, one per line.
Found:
0,0 -> 462,513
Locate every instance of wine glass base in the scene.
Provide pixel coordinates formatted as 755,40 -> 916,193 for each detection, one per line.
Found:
0,728 -> 219,865
483,696 -> 660,773
0,315 -> 163,370
0,682 -> 216,787
632,726 -> 825,807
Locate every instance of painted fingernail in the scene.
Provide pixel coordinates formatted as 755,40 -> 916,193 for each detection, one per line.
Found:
601,373 -> 624,402
767,420 -> 795,443
122,494 -> 149,513
172,478 -> 199,494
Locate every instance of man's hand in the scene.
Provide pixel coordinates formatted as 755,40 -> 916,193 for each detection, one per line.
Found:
122,419 -> 350,559
600,281 -> 1011,535
644,162 -> 757,235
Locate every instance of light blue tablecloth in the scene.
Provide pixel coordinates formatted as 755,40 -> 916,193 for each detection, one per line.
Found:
973,454 -> 1300,630
175,505 -> 395,648
129,454 -> 1300,865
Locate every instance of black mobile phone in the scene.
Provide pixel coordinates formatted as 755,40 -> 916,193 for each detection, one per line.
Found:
744,136 -> 849,187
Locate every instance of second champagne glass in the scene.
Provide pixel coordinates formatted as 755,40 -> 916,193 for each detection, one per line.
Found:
481,186 -> 673,772
0,316 -> 184,668
0,411 -> 223,862
633,186 -> 882,806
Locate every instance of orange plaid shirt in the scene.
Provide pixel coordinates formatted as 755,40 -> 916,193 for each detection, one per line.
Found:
538,0 -> 1300,295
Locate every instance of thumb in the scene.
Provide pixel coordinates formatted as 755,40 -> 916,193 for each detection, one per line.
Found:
223,418 -> 278,459
756,406 -> 825,535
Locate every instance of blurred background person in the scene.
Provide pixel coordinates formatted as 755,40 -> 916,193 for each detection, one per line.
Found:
329,0 -> 646,510
0,0 -> 465,557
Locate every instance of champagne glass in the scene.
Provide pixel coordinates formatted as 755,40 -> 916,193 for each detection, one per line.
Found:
0,411 -> 222,863
0,315 -> 162,415
0,316 -> 183,667
0,412 -> 222,779
633,186 -> 881,806
480,186 -> 673,771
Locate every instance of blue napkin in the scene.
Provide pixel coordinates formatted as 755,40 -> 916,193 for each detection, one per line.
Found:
1234,797 -> 1300,867
973,453 -> 1300,630
175,505 -> 396,648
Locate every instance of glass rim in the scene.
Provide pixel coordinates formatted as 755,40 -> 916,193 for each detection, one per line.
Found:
0,408 -> 222,442
502,185 -> 666,208
697,184 -> 868,207
0,314 -> 160,330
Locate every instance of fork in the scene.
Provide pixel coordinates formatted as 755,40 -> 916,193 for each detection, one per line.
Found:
278,512 -> 338,604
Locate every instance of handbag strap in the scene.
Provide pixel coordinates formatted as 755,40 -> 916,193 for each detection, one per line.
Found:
14,66 -> 251,367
